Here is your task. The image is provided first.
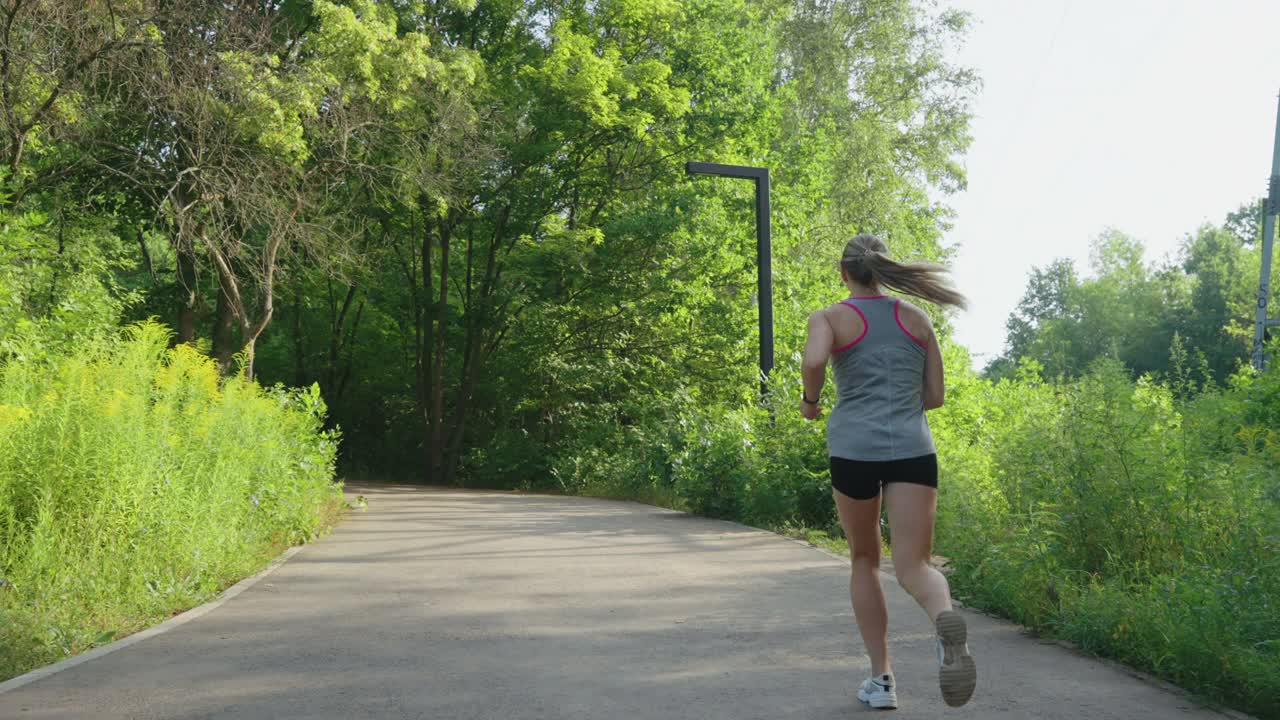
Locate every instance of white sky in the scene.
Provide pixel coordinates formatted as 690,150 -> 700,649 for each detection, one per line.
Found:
942,0 -> 1280,368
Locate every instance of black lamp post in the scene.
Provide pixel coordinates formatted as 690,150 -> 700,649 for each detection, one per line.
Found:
685,162 -> 774,397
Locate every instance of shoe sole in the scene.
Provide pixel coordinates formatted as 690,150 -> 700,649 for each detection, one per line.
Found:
936,610 -> 977,707
856,692 -> 898,710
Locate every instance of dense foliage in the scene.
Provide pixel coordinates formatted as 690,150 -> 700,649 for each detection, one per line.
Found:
0,319 -> 341,679
935,355 -> 1279,717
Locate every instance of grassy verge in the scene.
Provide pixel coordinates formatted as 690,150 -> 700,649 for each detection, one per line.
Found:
0,321 -> 344,681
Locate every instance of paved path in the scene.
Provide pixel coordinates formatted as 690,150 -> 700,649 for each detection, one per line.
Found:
0,485 -> 1244,719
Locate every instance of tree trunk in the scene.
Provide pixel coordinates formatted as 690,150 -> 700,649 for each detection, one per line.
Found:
327,281 -> 358,397
171,171 -> 203,348
240,336 -> 256,380
443,236 -> 474,486
335,299 -> 364,403
212,281 -> 236,374
175,235 -> 198,346
443,327 -> 480,487
136,223 -> 157,286
443,207 -> 507,485
416,209 -> 434,484
429,215 -> 451,484
202,219 -> 283,383
7,135 -> 24,185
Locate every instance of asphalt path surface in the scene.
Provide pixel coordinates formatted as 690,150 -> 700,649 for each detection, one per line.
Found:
0,484 -> 1249,719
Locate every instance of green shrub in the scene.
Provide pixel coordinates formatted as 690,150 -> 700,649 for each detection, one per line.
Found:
0,320 -> 342,680
930,354 -> 1279,718
671,409 -> 756,520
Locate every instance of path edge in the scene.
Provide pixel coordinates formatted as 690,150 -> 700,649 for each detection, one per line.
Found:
0,543 -> 309,696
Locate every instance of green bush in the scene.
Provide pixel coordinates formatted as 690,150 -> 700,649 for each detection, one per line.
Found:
670,408 -> 755,520
0,320 -> 342,681
932,355 -> 1279,718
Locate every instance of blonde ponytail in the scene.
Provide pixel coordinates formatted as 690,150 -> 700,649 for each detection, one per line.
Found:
841,234 -> 968,309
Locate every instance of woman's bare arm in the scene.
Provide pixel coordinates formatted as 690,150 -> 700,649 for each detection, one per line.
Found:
922,321 -> 945,410
801,309 -> 833,411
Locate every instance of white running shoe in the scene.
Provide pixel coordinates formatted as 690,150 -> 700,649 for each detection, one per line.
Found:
935,610 -> 977,707
856,673 -> 898,710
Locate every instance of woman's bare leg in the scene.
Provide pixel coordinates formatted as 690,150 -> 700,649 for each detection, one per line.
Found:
885,481 -> 977,705
833,488 -> 891,677
883,482 -> 952,621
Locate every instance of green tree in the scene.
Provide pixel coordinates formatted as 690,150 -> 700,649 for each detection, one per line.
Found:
1181,227 -> 1249,381
1,0 -> 981,487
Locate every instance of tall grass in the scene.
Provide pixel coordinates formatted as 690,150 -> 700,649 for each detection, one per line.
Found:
0,320 -> 342,681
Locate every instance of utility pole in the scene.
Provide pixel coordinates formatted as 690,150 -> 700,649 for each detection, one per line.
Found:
1253,92 -> 1280,372
685,162 -> 774,397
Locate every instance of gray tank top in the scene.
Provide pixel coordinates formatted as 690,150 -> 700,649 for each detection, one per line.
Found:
826,296 -> 935,461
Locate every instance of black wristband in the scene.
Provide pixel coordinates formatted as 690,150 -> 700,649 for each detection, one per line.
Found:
802,392 -> 819,405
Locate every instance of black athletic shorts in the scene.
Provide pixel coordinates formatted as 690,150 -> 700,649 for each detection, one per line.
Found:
830,453 -> 938,501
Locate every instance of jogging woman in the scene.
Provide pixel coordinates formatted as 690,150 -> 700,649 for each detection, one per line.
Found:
799,234 -> 976,710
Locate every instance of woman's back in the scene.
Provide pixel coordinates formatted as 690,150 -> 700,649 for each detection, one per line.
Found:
825,296 -> 934,461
